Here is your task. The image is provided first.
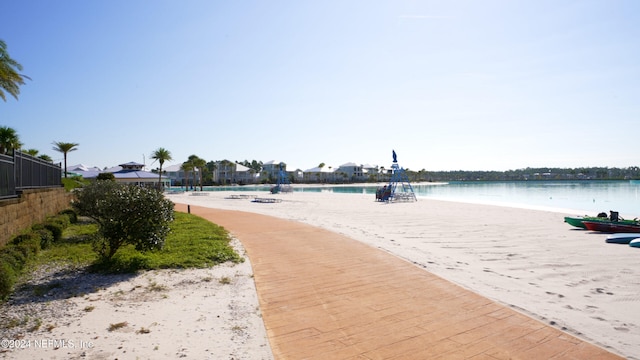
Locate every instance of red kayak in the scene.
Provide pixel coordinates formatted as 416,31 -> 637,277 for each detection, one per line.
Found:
583,221 -> 640,233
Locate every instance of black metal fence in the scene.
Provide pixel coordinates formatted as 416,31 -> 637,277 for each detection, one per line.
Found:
0,151 -> 62,199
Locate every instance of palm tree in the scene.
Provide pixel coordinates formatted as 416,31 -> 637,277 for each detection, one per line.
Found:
52,141 -> 79,178
180,161 -> 194,190
0,39 -> 30,102
206,161 -> 218,184
150,147 -> 172,191
23,149 -> 38,156
190,155 -> 206,190
0,126 -> 21,154
39,154 -> 53,162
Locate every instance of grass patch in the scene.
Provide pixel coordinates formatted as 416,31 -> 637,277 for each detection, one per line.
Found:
3,316 -> 28,329
93,212 -> 243,273
27,220 -> 100,269
108,321 -> 128,331
146,281 -> 167,292
61,177 -> 89,191
28,318 -> 42,332
30,212 -> 243,274
136,327 -> 151,334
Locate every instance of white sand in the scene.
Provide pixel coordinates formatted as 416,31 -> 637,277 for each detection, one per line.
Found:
2,189 -> 637,359
168,190 -> 639,359
0,238 -> 273,360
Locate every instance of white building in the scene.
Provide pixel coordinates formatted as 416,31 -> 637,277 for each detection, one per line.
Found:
336,162 -> 365,182
76,161 -> 170,188
163,163 -> 201,187
303,166 -> 335,183
261,160 -> 286,182
214,160 -> 259,185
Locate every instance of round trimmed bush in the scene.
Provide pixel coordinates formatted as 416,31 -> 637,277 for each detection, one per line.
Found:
36,228 -> 54,249
0,248 -> 26,272
11,232 -> 41,257
48,214 -> 70,229
0,262 -> 16,300
60,209 -> 78,224
43,222 -> 64,242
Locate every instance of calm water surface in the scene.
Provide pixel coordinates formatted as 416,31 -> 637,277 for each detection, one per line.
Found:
178,181 -> 640,217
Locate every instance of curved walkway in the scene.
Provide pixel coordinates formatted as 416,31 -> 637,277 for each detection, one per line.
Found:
175,204 -> 622,360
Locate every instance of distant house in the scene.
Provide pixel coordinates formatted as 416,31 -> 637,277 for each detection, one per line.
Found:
290,168 -> 304,182
67,164 -> 102,174
262,160 -> 286,182
163,163 -> 200,187
362,163 -> 381,182
214,160 -> 259,185
303,166 -> 335,183
66,164 -> 103,179
336,162 -> 365,182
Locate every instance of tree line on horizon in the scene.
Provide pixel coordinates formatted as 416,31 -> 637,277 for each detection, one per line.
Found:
417,166 -> 640,182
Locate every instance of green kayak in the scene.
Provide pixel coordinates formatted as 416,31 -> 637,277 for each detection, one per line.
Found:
564,212 -> 638,229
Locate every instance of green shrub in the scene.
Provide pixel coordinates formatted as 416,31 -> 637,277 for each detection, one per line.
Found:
0,247 -> 27,272
96,172 -> 115,181
11,232 -> 41,257
60,209 -> 78,224
48,214 -> 71,228
43,222 -> 64,242
31,224 -> 54,249
11,232 -> 39,245
73,182 -> 174,260
36,228 -> 54,249
0,262 -> 16,300
15,241 -> 39,258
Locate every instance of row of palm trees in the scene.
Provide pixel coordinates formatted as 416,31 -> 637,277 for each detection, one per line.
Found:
0,126 -> 78,178
2,40 -> 193,189
150,148 -> 208,191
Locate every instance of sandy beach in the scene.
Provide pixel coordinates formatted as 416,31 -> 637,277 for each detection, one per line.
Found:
166,190 -> 638,359
1,189 -> 637,359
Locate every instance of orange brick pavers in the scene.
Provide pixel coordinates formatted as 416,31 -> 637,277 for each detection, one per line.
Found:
175,204 -> 622,360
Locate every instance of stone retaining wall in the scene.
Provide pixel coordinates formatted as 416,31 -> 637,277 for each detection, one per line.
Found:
0,188 -> 73,247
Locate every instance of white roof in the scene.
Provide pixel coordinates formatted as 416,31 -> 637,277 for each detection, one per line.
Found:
235,163 -> 250,172
68,164 -> 101,172
163,164 -> 183,172
304,166 -> 335,173
339,162 -> 359,167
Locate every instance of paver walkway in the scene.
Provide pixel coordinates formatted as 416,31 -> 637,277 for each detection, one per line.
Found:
175,204 -> 623,360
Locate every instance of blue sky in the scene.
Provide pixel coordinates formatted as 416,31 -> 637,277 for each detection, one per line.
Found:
1,1 -> 638,171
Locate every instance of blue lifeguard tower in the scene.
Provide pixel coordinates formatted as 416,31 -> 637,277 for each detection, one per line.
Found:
376,150 -> 417,202
270,163 -> 293,194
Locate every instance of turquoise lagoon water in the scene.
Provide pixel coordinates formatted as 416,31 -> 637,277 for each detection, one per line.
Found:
174,181 -> 640,217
